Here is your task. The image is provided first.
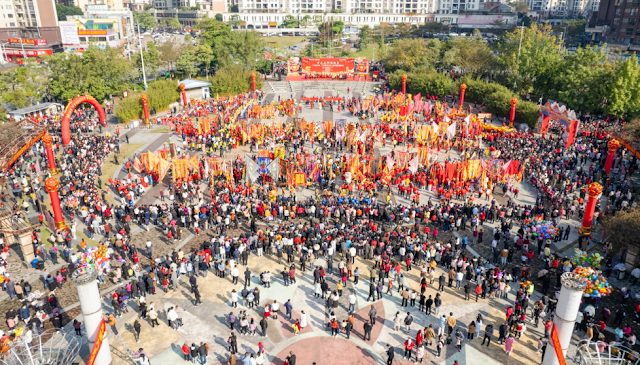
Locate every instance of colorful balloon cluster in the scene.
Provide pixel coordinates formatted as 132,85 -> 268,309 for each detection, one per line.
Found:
570,248 -> 603,268
523,217 -> 558,240
573,266 -> 612,297
74,245 -> 111,271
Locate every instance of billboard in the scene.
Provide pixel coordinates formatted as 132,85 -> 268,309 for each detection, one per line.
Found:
59,21 -> 80,46
301,58 -> 354,75
355,58 -> 369,75
78,30 -> 108,36
8,38 -> 47,46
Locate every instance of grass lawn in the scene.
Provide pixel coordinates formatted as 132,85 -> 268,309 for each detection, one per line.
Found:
350,43 -> 378,60
99,143 -> 145,205
150,126 -> 170,134
265,36 -> 311,48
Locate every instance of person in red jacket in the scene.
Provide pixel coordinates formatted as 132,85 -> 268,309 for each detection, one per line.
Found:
404,337 -> 414,359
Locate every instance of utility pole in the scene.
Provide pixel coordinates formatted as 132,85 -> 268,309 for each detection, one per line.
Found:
513,20 -> 524,92
137,21 -> 148,91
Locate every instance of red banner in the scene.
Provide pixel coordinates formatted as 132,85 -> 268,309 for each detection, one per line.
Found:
301,58 -> 354,75
615,135 -> 640,159
87,319 -> 106,365
550,325 -> 566,365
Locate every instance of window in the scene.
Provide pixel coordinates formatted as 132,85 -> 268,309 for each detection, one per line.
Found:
7,13 -> 11,17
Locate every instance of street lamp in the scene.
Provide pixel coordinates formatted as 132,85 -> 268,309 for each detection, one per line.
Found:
137,20 -> 148,91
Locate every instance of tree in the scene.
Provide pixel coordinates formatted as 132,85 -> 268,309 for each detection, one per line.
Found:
226,31 -> 264,65
134,41 -> 160,80
209,65 -> 263,95
318,21 -> 344,36
446,36 -> 495,76
301,15 -> 312,28
605,55 -> 640,118
558,19 -> 587,47
422,22 -> 450,37
198,18 -> 232,47
195,44 -> 214,78
389,70 -> 454,97
600,206 -> 640,253
47,45 -> 132,103
359,25 -> 372,50
512,0 -> 529,14
542,46 -> 610,114
55,4 -> 83,21
133,11 -> 157,29
176,48 -> 198,78
281,15 -> 300,28
215,13 -> 223,21
381,38 -> 441,72
497,24 -> 563,95
158,38 -> 183,77
168,15 -> 181,29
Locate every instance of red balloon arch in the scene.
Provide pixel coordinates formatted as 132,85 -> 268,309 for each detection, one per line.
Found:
61,93 -> 107,146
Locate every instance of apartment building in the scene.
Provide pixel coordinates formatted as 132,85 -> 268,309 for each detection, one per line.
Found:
588,0 -> 640,48
223,11 -> 517,27
0,0 -> 62,63
527,0 -> 599,17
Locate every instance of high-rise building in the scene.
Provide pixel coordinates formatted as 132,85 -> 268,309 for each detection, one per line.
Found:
0,0 -> 62,63
526,0 -> 599,17
588,0 -> 640,47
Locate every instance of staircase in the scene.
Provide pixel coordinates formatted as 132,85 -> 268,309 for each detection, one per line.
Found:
110,331 -> 135,363
267,81 -> 293,93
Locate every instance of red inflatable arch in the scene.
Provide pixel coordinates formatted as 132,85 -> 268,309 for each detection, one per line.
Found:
61,93 -> 107,146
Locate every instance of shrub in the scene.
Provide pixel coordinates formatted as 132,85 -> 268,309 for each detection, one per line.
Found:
515,100 -> 540,128
209,65 -> 264,96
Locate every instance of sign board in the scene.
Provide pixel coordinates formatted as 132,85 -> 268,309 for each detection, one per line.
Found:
550,325 -> 566,365
60,21 -> 80,46
301,58 -> 355,75
78,30 -> 108,36
87,319 -> 106,365
3,49 -> 52,57
8,38 -> 47,45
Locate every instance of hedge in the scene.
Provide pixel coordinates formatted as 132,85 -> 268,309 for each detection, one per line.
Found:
115,79 -> 180,124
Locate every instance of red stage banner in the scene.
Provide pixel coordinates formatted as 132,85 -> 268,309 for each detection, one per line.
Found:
87,319 -> 106,365
301,58 -> 354,75
550,325 -> 566,365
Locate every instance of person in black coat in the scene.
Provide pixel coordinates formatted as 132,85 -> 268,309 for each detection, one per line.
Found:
386,344 -> 394,365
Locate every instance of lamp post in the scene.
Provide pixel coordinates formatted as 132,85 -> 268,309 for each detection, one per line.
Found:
509,98 -> 517,127
137,21 -> 148,91
402,74 -> 407,95
44,177 -> 67,231
41,133 -> 59,175
578,182 -> 603,236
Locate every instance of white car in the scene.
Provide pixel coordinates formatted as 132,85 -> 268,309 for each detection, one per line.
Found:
340,36 -> 349,41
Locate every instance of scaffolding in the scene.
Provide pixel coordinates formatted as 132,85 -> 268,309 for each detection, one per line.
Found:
573,339 -> 640,365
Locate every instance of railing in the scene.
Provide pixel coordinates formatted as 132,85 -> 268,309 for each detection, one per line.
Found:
573,339 -> 640,365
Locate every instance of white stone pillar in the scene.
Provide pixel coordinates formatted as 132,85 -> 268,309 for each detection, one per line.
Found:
73,268 -> 112,365
542,272 -> 587,365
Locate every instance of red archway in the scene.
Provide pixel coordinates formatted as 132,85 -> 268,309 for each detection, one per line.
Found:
61,93 -> 107,146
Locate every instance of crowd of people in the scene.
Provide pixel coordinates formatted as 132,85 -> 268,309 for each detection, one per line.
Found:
0,81 -> 638,365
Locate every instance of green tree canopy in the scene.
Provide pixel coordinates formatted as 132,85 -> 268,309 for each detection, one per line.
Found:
47,45 -> 132,103
281,15 -> 300,28
55,4 -> 82,21
133,11 -> 157,29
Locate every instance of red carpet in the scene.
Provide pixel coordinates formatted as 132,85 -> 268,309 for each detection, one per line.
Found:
286,75 -> 373,82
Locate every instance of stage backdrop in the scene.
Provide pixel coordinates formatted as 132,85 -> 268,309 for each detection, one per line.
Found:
301,58 -> 354,75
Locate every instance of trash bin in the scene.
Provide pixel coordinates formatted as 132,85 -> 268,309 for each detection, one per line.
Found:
31,258 -> 39,269
618,268 -> 626,280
